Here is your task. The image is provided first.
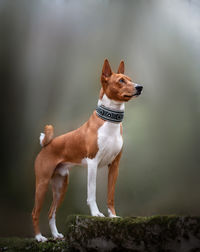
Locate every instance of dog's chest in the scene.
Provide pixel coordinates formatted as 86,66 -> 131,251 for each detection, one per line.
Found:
96,122 -> 123,167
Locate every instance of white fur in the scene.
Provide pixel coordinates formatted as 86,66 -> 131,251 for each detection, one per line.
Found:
36,94 -> 125,240
56,163 -> 70,176
87,158 -> 104,217
96,94 -> 124,168
86,95 -> 124,217
35,233 -> 47,242
48,174 -> 66,239
39,133 -> 45,146
108,208 -> 119,218
98,94 -> 125,111
49,211 -> 64,239
96,121 -> 123,168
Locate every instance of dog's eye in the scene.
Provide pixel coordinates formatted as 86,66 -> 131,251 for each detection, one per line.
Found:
119,78 -> 125,83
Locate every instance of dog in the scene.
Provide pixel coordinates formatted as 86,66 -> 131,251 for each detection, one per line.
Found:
32,59 -> 143,242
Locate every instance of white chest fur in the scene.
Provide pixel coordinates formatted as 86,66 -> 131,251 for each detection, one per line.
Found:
96,121 -> 123,168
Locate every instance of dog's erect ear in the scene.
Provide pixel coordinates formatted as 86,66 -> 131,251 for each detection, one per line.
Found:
102,59 -> 112,78
117,60 -> 125,74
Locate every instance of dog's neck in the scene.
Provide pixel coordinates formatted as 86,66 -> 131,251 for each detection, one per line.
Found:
97,93 -> 125,112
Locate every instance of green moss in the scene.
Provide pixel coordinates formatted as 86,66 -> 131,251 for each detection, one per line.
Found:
1,215 -> 200,251
65,215 -> 200,251
0,237 -> 69,252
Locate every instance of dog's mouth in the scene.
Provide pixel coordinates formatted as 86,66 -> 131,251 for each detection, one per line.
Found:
124,91 -> 141,98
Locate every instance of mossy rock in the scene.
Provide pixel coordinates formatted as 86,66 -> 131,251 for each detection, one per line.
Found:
65,215 -> 200,252
1,215 -> 200,251
0,237 -> 69,252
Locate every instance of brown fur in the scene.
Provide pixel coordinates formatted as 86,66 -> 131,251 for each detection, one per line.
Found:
42,125 -> 54,146
32,59 -> 141,237
101,59 -> 136,103
48,173 -> 69,220
107,151 -> 122,215
32,112 -> 104,236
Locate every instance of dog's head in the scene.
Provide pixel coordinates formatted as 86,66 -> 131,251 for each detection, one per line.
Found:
100,59 -> 143,102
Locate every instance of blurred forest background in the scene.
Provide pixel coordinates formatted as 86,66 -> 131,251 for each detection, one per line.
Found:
1,0 -> 200,237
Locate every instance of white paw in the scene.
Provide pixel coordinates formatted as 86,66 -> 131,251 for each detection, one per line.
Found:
108,208 -> 120,218
57,233 -> 64,239
92,211 -> 105,217
52,232 -> 64,239
35,233 -> 48,242
88,201 -> 104,217
97,212 -> 105,217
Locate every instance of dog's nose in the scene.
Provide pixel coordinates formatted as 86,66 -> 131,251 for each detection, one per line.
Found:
135,84 -> 143,92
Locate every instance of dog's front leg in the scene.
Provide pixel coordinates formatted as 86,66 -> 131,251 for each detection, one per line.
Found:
107,151 -> 122,218
87,159 -> 104,217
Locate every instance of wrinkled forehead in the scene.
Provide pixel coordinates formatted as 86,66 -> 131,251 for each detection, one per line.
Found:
110,73 -> 132,82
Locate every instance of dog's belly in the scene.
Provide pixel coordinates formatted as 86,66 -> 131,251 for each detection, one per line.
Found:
55,163 -> 71,176
96,121 -> 123,168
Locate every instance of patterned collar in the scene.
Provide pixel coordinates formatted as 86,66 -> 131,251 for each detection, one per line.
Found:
96,105 -> 124,123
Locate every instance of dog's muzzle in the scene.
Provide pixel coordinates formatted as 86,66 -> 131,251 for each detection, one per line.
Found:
134,84 -> 143,96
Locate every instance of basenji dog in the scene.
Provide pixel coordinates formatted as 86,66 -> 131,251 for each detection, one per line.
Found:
32,59 -> 143,242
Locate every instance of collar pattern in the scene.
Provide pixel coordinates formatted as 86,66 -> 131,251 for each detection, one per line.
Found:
96,105 -> 124,123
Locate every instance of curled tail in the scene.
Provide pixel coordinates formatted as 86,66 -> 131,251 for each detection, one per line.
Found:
39,125 -> 54,147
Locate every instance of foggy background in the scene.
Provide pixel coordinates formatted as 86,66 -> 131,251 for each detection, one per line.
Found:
1,0 -> 200,237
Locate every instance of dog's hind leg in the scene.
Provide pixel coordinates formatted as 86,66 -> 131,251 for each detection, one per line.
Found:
48,171 -> 69,239
32,177 -> 50,242
32,155 -> 57,242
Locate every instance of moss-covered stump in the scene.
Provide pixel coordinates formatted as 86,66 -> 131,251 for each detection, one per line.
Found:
1,215 -> 200,252
65,215 -> 200,252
